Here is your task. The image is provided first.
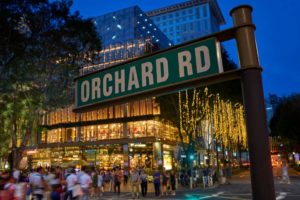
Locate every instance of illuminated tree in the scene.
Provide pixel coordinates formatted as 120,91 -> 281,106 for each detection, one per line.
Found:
159,84 -> 247,168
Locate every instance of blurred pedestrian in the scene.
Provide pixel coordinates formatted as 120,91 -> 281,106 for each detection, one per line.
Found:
64,168 -> 78,200
282,161 -> 290,184
30,167 -> 45,200
153,169 -> 161,197
91,170 -> 98,197
170,170 -> 176,196
131,168 -> 140,199
162,169 -> 168,196
123,169 -> 129,185
114,167 -> 121,195
140,170 -> 148,197
78,167 -> 92,200
97,171 -> 104,197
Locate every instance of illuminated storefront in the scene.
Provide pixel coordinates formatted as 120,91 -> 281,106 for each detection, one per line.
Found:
31,96 -> 181,170
27,6 -> 182,170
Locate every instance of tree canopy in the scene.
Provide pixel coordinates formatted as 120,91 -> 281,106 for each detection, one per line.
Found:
270,94 -> 300,143
0,0 -> 101,168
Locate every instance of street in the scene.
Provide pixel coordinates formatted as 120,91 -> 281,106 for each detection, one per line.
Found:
91,168 -> 300,200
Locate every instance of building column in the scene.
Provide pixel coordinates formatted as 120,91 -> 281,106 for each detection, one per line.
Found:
153,142 -> 163,169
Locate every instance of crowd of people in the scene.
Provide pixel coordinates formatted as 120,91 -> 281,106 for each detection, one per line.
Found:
0,166 -> 178,200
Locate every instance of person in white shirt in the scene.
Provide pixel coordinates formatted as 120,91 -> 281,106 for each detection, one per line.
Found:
64,168 -> 78,200
30,167 -> 45,200
13,168 -> 20,183
78,167 -> 92,200
97,171 -> 104,196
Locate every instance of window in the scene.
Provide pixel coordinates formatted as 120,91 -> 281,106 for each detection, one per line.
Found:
169,14 -> 173,18
182,24 -> 187,32
182,10 -> 186,15
163,15 -> 166,20
196,7 -> 200,18
156,16 -> 160,21
169,27 -> 173,32
190,22 -> 194,31
202,5 -> 207,17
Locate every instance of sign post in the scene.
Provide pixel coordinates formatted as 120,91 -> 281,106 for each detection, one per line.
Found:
231,6 -> 275,199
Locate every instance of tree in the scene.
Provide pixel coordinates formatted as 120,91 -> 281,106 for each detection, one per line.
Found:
270,94 -> 300,151
0,0 -> 101,169
158,48 -> 246,168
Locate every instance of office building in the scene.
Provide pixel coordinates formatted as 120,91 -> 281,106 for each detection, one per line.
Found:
146,0 -> 225,44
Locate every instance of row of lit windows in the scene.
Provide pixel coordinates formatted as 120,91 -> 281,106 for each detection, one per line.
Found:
40,120 -> 179,144
40,98 -> 160,126
152,5 -> 207,22
81,38 -> 152,75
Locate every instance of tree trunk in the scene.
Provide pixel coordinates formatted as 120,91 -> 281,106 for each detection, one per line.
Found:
12,120 -> 34,169
216,141 -> 220,170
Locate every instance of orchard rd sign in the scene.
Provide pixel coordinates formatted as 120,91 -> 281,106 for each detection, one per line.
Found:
74,38 -> 223,111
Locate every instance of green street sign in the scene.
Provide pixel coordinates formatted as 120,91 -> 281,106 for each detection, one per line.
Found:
74,37 -> 223,111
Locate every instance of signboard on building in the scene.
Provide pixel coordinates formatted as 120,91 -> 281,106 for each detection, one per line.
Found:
74,37 -> 223,111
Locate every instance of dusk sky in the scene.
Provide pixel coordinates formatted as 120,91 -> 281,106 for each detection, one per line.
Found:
71,0 -> 300,97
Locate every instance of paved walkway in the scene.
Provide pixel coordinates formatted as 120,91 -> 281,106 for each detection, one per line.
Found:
89,168 -> 300,199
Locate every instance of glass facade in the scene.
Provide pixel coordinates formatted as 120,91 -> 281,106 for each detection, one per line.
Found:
93,6 -> 172,49
80,38 -> 153,75
146,0 -> 225,44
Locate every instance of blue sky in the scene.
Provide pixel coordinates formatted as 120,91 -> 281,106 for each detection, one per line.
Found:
71,0 -> 300,97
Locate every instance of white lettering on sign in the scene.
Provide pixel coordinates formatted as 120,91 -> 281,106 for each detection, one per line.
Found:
91,77 -> 101,100
76,38 -> 222,109
81,80 -> 90,102
141,62 -> 154,87
178,51 -> 192,78
156,57 -> 169,83
103,73 -> 112,96
195,46 -> 210,73
115,69 -> 125,94
128,66 -> 140,91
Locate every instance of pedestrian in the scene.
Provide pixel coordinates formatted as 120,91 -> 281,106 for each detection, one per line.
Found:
3,174 -> 16,200
51,173 -> 63,200
224,163 -> 232,184
78,167 -> 92,200
97,171 -> 104,197
162,169 -> 168,196
91,170 -> 98,197
123,169 -> 129,185
30,167 -> 45,200
131,168 -> 140,199
202,168 -> 209,188
13,168 -> 20,183
170,170 -> 176,196
109,170 -> 113,192
14,174 -> 27,200
140,170 -> 148,197
114,167 -> 122,195
153,169 -> 161,197
64,168 -> 78,200
282,161 -> 290,184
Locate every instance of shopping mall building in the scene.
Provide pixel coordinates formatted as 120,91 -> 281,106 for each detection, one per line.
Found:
25,0 -> 225,170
